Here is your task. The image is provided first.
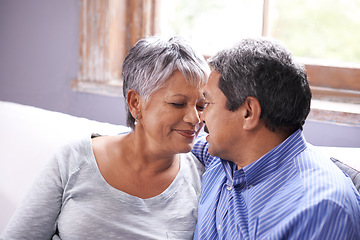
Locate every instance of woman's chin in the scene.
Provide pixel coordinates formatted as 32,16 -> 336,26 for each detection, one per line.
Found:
176,143 -> 193,154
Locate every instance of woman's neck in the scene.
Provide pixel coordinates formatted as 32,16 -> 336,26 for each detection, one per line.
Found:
122,131 -> 180,175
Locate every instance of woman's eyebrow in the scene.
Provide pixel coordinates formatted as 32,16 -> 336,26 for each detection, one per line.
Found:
168,94 -> 188,98
165,94 -> 190,102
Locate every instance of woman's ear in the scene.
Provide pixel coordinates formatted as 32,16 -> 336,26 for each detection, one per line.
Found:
242,96 -> 262,131
127,89 -> 141,119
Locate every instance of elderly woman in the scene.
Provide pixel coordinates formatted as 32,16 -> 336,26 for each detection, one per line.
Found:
2,36 -> 209,239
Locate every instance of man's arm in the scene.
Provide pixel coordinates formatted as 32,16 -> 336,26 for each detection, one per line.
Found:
269,199 -> 360,239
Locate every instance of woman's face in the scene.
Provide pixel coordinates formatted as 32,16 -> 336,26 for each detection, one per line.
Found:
139,70 -> 206,155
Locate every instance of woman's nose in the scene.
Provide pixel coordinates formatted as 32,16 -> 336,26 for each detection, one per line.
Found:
183,107 -> 201,125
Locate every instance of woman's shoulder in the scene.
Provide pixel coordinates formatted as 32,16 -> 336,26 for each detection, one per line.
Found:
91,134 -> 128,160
54,136 -> 92,158
48,136 -> 96,174
180,152 -> 205,177
181,151 -> 204,166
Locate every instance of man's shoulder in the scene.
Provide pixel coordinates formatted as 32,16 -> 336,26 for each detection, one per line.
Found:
295,145 -> 360,207
295,143 -> 343,177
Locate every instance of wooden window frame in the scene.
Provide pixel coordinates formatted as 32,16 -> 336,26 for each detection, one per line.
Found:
262,0 -> 360,124
262,0 -> 360,102
72,0 -> 160,97
73,0 -> 360,124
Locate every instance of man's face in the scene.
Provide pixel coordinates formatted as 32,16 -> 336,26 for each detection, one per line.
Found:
201,70 -> 243,161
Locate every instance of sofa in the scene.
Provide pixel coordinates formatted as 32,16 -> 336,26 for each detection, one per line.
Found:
1,100 -> 359,233
0,101 -> 130,233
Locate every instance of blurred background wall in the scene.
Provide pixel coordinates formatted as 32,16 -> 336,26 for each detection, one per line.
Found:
0,0 -> 359,147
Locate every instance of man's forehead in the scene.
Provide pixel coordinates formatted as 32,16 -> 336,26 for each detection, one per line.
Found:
203,71 -> 220,96
203,85 -> 216,102
209,70 -> 221,78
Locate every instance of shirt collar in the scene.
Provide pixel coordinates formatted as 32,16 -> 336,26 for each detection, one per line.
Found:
221,129 -> 307,189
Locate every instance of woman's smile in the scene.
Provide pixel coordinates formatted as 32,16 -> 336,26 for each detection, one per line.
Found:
173,129 -> 197,140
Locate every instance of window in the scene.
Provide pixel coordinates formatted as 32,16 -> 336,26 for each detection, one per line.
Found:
264,0 -> 360,124
265,0 -> 360,104
160,0 -> 360,124
160,0 -> 264,56
73,0 -> 360,124
72,0 -> 160,96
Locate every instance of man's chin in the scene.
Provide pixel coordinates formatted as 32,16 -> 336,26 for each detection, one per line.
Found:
206,140 -> 216,156
207,147 -> 217,158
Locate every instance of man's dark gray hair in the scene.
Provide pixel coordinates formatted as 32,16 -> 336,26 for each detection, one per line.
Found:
208,38 -> 311,133
122,36 -> 210,129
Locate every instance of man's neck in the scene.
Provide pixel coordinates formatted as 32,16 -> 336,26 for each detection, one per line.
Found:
234,128 -> 292,169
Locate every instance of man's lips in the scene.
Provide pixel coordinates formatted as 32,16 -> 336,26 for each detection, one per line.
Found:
204,125 -> 209,133
174,129 -> 197,139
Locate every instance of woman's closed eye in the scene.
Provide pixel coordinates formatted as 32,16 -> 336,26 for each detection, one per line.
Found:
170,103 -> 186,108
169,102 -> 207,111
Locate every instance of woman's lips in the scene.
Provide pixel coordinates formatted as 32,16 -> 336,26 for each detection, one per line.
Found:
175,130 -> 197,139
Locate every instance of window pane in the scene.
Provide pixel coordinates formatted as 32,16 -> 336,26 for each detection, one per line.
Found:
268,0 -> 360,65
160,0 -> 264,56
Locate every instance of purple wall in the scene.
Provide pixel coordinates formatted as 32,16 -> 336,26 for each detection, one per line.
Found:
0,0 -> 359,147
0,0 -> 126,125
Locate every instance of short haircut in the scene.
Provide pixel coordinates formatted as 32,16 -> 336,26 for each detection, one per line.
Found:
208,38 -> 311,133
122,36 -> 210,129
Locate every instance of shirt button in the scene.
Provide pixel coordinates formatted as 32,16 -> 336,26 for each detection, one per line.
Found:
248,185 -> 254,189
218,224 -> 221,230
226,185 -> 233,190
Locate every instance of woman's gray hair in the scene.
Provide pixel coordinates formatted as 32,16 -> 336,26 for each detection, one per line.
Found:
122,36 -> 210,129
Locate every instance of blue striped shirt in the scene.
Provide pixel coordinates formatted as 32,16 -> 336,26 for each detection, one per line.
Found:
192,129 -> 360,239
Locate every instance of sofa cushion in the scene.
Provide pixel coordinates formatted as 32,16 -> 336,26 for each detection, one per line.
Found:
331,157 -> 360,193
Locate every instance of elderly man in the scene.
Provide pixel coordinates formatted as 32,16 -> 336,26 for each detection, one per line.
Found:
192,38 -> 360,239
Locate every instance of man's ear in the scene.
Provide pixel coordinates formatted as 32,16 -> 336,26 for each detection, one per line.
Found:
241,96 -> 261,130
127,89 -> 142,119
